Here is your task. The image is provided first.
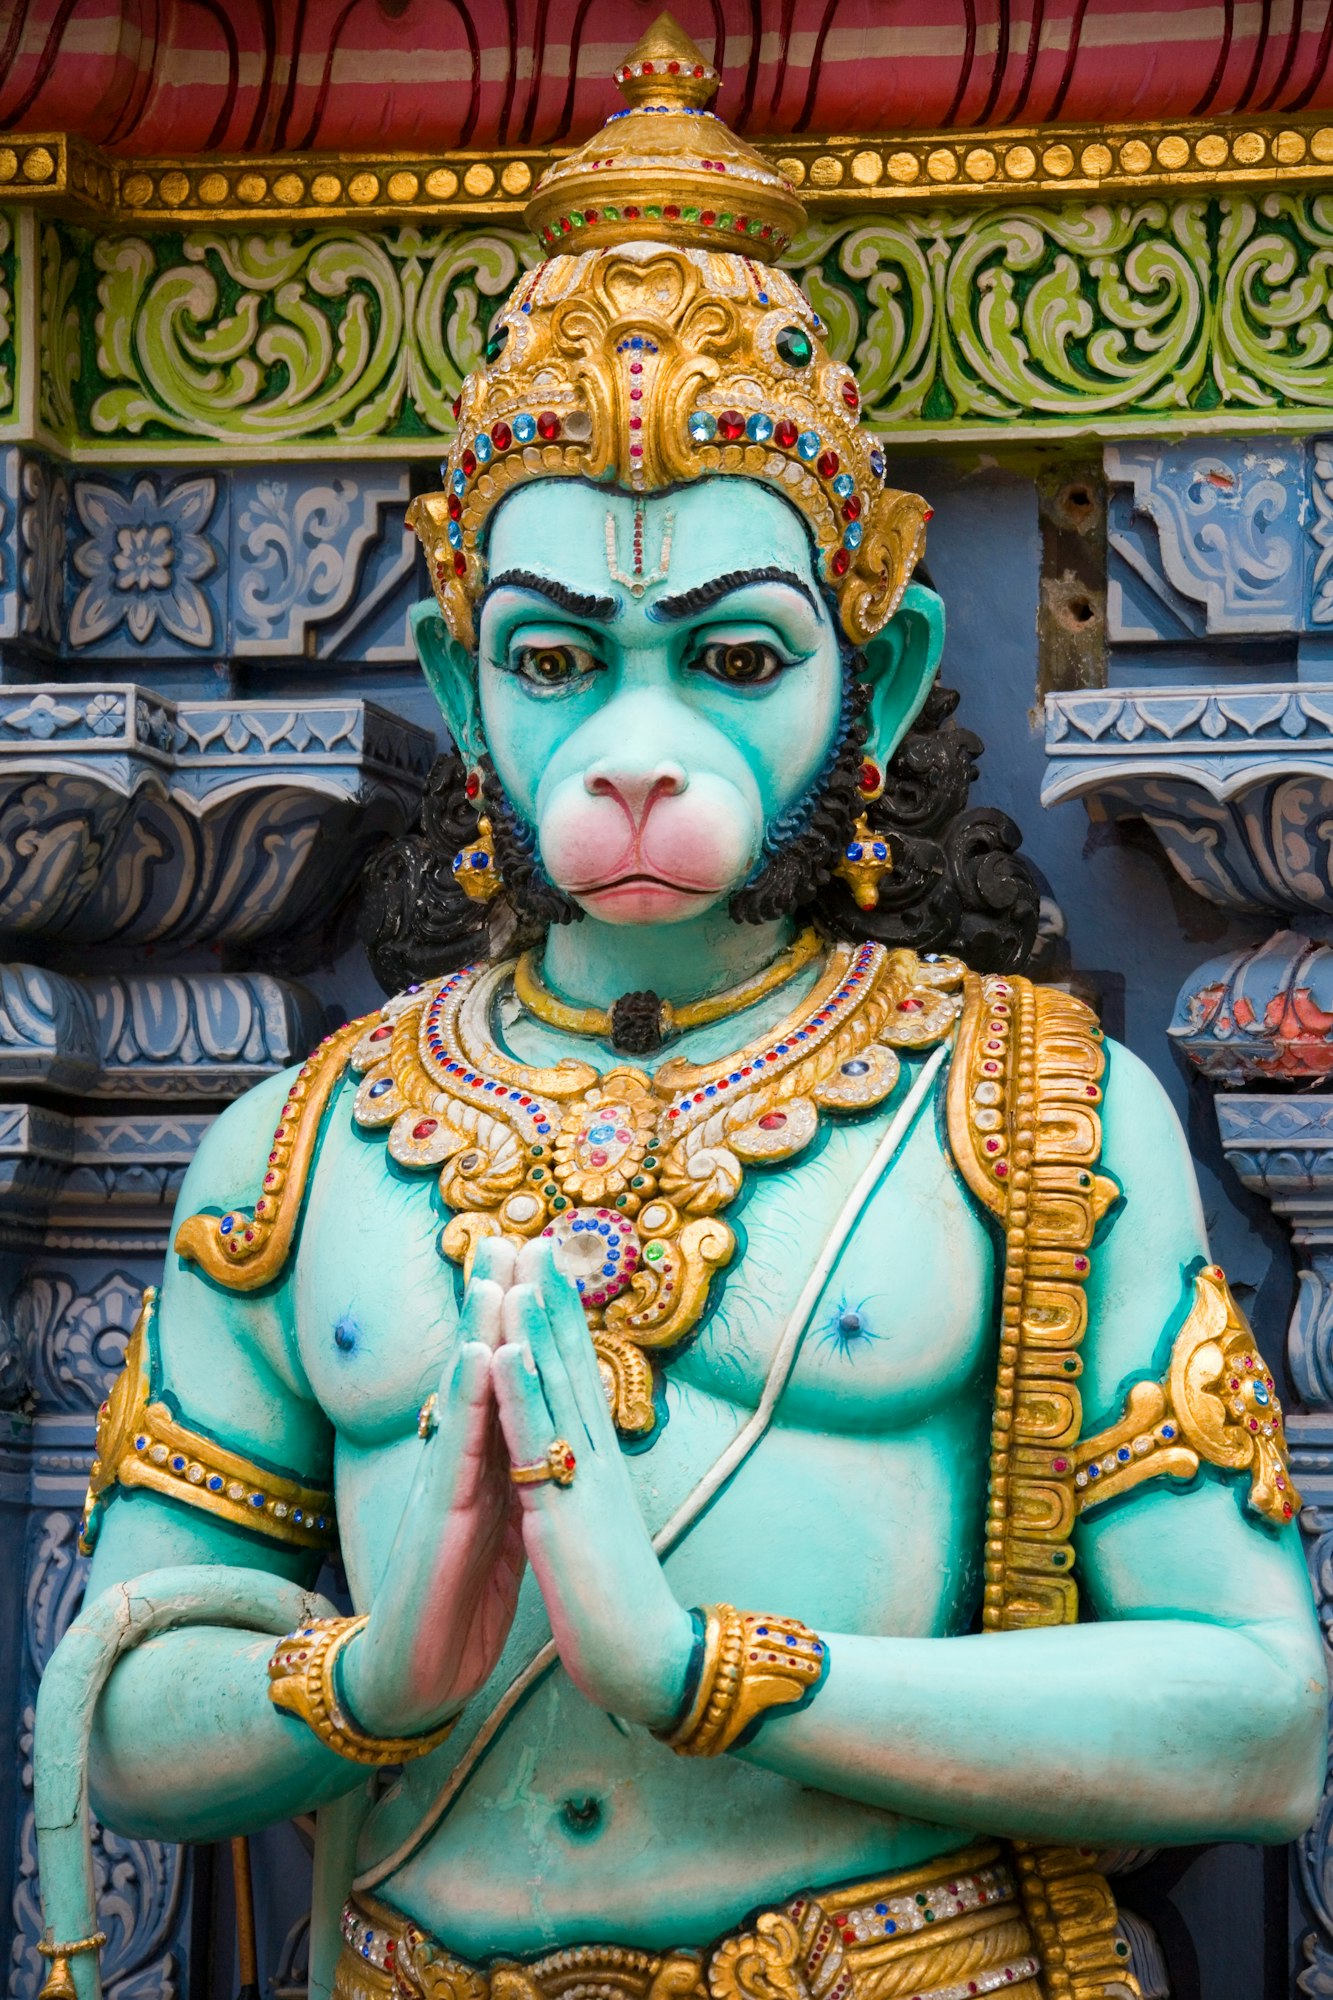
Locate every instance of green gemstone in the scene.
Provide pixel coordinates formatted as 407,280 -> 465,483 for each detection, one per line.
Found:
717,213 -> 733,227
1063,1357 -> 1078,1373
615,1196 -> 628,1208
1052,1550 -> 1066,1566
484,324 -> 509,364
682,206 -> 700,221
553,1195 -> 568,1211
530,1166 -> 545,1181
570,211 -> 585,226
776,325 -> 814,368
531,1144 -> 544,1156
642,1156 -> 657,1170
631,1176 -> 646,1188
747,218 -> 762,234
603,206 -> 620,221
645,204 -> 662,218
645,1243 -> 665,1263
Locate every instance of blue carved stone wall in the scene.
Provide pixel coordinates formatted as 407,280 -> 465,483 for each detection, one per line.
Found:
3,434 -> 1331,2000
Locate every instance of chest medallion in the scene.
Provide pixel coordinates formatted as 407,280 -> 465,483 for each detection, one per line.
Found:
349,943 -> 963,1435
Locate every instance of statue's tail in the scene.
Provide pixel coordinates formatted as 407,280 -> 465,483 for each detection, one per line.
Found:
33,1567 -> 332,2000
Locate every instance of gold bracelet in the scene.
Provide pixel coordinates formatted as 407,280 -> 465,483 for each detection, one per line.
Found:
267,1616 -> 457,1766
660,1604 -> 826,1757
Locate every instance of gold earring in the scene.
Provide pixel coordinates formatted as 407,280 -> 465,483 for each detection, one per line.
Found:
835,759 -> 891,911
452,770 -> 502,901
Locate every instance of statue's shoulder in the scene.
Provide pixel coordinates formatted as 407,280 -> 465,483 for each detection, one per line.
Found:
173,1003 -> 387,1291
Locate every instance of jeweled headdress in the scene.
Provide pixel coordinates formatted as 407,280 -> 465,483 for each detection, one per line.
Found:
408,14 -> 929,650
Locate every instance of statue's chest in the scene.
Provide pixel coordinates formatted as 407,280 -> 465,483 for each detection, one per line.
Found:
294,1084 -> 995,1447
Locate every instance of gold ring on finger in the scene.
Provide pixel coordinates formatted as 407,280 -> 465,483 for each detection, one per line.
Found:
509,1437 -> 577,1487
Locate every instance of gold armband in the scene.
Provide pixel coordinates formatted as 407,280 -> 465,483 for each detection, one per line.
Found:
79,1289 -> 335,1556
267,1616 -> 457,1767
660,1604 -> 826,1757
1074,1264 -> 1299,1526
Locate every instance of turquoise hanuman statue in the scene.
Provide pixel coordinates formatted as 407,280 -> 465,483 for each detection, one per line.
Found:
35,18 -> 1325,2000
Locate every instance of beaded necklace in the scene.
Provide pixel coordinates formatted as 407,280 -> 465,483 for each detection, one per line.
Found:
351,944 -> 964,1435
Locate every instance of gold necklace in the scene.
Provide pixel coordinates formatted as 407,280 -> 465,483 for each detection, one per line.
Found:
513,926 -> 823,1044
350,945 -> 965,1435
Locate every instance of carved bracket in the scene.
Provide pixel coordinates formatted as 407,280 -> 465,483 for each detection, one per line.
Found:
0,684 -> 433,952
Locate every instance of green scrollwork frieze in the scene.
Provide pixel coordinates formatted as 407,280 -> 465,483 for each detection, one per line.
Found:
3,191 -> 1333,456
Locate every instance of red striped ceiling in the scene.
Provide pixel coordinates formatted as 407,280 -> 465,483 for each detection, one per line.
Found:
1,1 -> 1330,158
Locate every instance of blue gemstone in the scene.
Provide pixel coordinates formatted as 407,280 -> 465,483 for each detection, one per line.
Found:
847,842 -> 863,860
513,413 -> 537,442
537,1121 -> 551,1133
841,1060 -> 869,1075
208,1473 -> 223,1490
688,409 -> 717,441
796,430 -> 820,460
473,433 -> 493,463
1254,1382 -> 1270,1405
730,1072 -> 741,1082
875,1904 -> 887,1916
171,1455 -> 186,1471
220,1215 -> 234,1235
451,469 -> 466,494
135,1435 -> 147,1450
1089,1462 -> 1101,1477
1162,1423 -> 1176,1438
844,521 -> 864,550
872,842 -> 887,859
293,1508 -> 303,1523
832,472 -> 855,497
786,1634 -> 797,1645
250,1493 -> 264,1508
448,520 -> 463,548
705,1084 -> 717,1095
757,1624 -> 768,1635
631,336 -> 643,348
602,1264 -> 616,1278
746,412 -> 774,442
869,449 -> 886,479
885,1922 -> 896,1935
757,292 -> 769,303
1117,1446 -> 1131,1462
472,851 -> 490,868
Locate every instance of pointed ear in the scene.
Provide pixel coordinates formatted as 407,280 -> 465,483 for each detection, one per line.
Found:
411,601 -> 484,762
857,581 -> 945,765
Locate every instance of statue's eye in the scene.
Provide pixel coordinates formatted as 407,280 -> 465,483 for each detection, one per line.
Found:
691,640 -> 786,686
512,643 -> 600,686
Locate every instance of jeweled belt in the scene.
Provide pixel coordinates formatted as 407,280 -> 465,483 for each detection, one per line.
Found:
333,1843 -> 1042,2000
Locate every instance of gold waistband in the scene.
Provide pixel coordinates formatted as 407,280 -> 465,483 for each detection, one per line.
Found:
334,1844 -> 1044,2000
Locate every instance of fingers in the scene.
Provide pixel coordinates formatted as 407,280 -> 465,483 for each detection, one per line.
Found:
454,1274 -> 505,1361
472,1234 -> 517,1292
492,1335 -> 558,1475
516,1238 -> 615,1445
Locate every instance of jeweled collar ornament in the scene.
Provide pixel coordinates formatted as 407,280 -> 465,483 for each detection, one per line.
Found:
349,945 -> 964,1434
512,924 -> 822,1052
406,12 -> 929,651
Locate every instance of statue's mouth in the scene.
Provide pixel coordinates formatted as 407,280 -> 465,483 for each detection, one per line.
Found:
574,870 -> 716,897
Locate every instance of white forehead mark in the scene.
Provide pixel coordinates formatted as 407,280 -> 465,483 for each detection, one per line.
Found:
604,499 -> 675,598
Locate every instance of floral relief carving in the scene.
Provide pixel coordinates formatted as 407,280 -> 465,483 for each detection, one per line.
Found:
69,475 -> 219,650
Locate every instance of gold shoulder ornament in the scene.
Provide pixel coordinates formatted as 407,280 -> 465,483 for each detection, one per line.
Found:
1074,1264 -> 1299,1525
80,1289 -> 334,1555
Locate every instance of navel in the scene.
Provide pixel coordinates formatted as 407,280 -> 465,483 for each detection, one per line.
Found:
333,1312 -> 361,1354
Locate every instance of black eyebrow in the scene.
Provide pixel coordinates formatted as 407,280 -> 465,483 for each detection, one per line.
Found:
652,566 -> 820,622
483,569 -> 616,622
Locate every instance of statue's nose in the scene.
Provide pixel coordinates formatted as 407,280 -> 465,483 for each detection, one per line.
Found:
584,760 -> 688,822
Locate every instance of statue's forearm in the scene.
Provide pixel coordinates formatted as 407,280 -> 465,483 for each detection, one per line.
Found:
89,1625 -> 366,1842
733,1617 -> 1326,1846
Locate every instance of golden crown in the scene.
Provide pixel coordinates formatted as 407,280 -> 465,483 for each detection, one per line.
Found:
408,14 -> 929,651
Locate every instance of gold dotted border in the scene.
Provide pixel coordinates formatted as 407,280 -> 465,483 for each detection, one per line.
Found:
2,117 -> 1332,225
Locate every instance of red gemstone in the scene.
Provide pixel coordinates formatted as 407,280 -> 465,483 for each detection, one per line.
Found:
669,59 -> 680,72
717,409 -> 746,441
758,1112 -> 787,1130
664,204 -> 680,218
924,505 -> 935,521
536,410 -> 561,440
831,548 -> 850,576
858,758 -> 878,791
1053,1458 -> 1068,1473
898,998 -> 923,1011
842,381 -> 860,409
994,1161 -> 1009,1177
775,418 -> 799,448
563,1450 -> 577,1469
642,60 -> 654,72
465,771 -> 481,798
413,1119 -> 438,1140
1284,1502 -> 1294,1518
461,448 -> 477,476
701,209 -> 715,224
584,209 -> 598,223
491,420 -> 512,451
451,396 -> 461,419
817,450 -> 840,479
453,552 -> 466,575
447,492 -> 462,519
844,494 -> 862,522
625,205 -> 640,218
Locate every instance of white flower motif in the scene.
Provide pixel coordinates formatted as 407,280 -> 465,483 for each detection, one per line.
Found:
70,475 -> 217,649
113,522 -> 174,594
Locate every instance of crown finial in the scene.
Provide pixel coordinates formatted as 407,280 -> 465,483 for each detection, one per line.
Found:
613,11 -> 719,110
